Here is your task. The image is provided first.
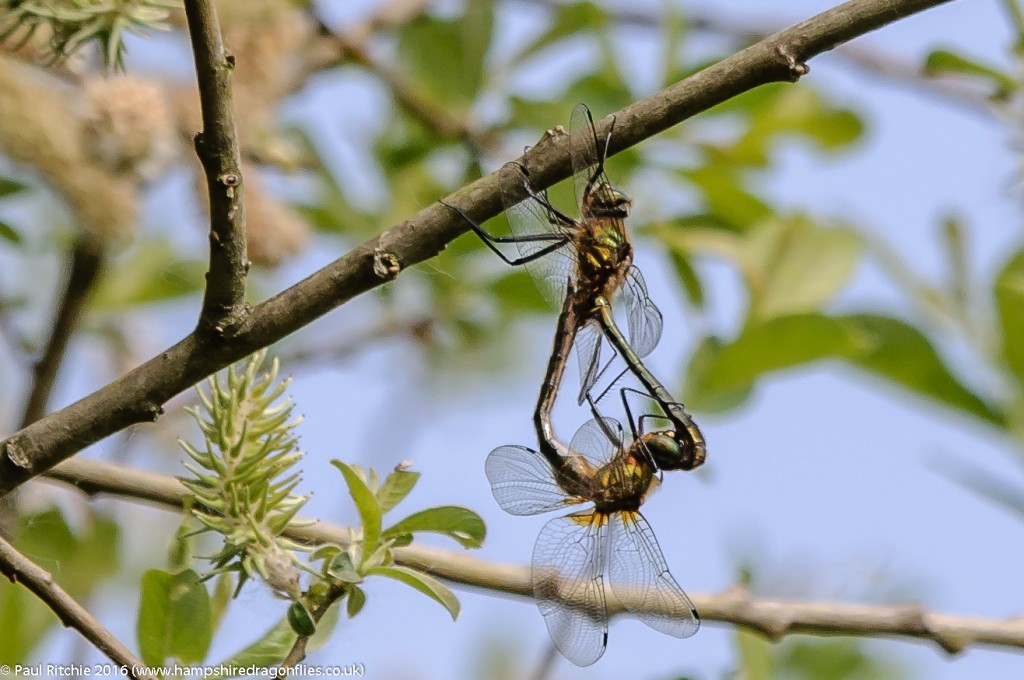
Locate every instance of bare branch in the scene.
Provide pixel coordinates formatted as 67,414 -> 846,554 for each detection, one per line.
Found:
20,234 -> 105,428
183,0 -> 249,334
0,0 -> 957,495
44,456 -> 1024,655
0,532 -> 151,678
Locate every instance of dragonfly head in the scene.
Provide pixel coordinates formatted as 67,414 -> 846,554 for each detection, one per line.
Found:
641,431 -> 705,472
587,182 -> 632,219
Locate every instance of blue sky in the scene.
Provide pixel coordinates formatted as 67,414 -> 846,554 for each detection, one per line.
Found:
22,1 -> 1024,678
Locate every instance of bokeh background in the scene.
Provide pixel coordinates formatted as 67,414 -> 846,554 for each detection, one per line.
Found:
1,0 -> 1022,678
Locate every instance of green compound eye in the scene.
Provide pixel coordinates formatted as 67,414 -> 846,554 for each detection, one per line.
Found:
644,433 -> 683,470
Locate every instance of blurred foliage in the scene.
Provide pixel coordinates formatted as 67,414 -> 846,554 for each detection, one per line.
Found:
0,508 -> 120,664
734,629 -> 907,680
2,0 -> 1024,677
0,0 -> 178,70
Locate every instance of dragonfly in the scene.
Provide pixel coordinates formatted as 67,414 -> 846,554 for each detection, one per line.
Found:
442,104 -> 705,473
486,399 -> 700,666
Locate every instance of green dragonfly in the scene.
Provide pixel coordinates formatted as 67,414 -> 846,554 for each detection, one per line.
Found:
443,104 -> 705,473
486,396 -> 700,666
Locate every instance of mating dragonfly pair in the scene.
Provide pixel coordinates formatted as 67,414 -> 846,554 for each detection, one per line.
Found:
443,105 -> 706,666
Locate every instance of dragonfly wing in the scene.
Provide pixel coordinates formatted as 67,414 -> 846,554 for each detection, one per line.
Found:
570,103 -> 623,222
570,103 -> 602,217
533,512 -> 610,667
567,416 -> 623,468
607,511 -> 700,639
499,161 -> 575,309
622,266 -> 663,359
485,445 -> 575,516
574,321 -> 604,404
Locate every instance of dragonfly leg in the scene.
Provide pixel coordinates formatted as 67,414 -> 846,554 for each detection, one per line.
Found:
438,200 -> 569,266
582,391 -> 626,450
582,348 -> 628,407
514,163 -> 579,229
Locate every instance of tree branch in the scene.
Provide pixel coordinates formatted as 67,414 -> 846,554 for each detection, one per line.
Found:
0,0 -> 956,495
20,233 -> 105,428
0,532 -> 151,678
183,0 -> 249,334
43,456 -> 1024,655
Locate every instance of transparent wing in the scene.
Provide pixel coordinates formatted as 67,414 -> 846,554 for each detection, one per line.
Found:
574,320 -> 604,404
607,511 -> 700,640
499,161 -> 576,309
570,103 -> 620,221
621,266 -> 663,359
533,512 -> 610,667
568,417 -> 623,468
570,104 -> 601,218
485,445 -> 576,516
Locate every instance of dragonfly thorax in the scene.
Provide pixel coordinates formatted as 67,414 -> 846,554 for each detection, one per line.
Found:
590,454 -> 655,513
584,182 -> 632,219
576,222 -> 632,298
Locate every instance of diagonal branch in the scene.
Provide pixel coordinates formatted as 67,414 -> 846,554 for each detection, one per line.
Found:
0,532 -> 151,678
183,0 -> 249,334
0,0 -> 957,495
44,456 -> 1024,655
20,233 -> 105,428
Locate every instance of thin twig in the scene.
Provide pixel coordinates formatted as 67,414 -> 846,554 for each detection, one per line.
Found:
41,456 -> 1024,655
20,233 -> 105,428
280,581 -> 347,668
306,16 -> 496,150
0,532 -> 151,678
183,0 -> 249,334
0,0 -> 958,495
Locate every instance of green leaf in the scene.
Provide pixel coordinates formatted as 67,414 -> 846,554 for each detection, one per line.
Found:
685,314 -> 857,411
682,162 -> 773,230
684,313 -> 999,423
367,565 -> 460,620
209,573 -> 234,633
668,248 -> 704,308
332,461 -> 383,562
346,587 -> 366,618
396,3 -> 493,112
0,221 -> 21,244
995,248 -> 1024,387
744,215 -> 862,320
382,506 -> 486,548
90,240 -> 205,309
210,611 -> 339,676
841,314 -> 1001,424
376,469 -> 421,515
328,552 -> 362,583
0,177 -> 27,197
137,569 -> 212,666
683,335 -> 753,413
512,1 -> 606,65
208,618 -> 296,672
736,629 -> 773,680
0,509 -> 122,663
287,602 -> 316,637
779,638 -> 905,679
942,215 -> 969,309
924,49 -> 1015,99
